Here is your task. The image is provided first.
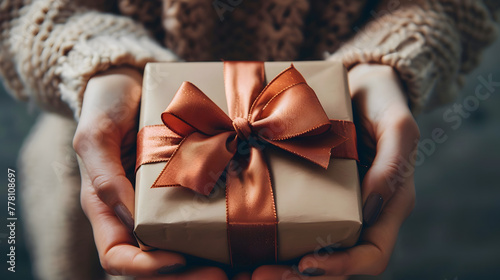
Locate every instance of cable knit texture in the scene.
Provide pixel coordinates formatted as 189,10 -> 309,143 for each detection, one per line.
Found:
1,0 -> 178,119
329,0 -> 498,112
1,1 -> 498,279
1,0 -> 498,116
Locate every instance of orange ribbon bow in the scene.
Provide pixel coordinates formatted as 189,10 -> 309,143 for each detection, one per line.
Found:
136,61 -> 358,266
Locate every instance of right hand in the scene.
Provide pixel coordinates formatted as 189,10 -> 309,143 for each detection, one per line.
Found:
250,64 -> 419,279
74,67 -> 227,279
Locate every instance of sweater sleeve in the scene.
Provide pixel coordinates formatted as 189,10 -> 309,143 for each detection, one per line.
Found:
328,0 -> 498,113
0,0 -> 179,119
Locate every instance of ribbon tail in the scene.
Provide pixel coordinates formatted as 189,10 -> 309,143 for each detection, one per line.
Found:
329,120 -> 359,161
226,148 -> 277,266
266,130 -> 348,169
136,125 -> 183,172
153,131 -> 236,195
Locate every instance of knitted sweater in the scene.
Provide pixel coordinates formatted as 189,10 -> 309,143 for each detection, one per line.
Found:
1,0 -> 498,118
1,1 -> 499,280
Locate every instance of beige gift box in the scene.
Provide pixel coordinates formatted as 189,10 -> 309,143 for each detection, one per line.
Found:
134,61 -> 362,265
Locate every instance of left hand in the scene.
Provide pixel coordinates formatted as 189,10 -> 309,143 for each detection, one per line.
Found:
75,67 -> 228,279
250,64 -> 420,279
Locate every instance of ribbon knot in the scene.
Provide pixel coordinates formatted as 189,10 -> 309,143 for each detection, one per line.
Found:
232,117 -> 252,140
136,61 -> 358,267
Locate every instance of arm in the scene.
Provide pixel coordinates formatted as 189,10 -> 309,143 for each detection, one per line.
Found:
317,0 -> 496,276
252,0 -> 498,278
330,0 -> 498,113
2,1 -> 228,278
0,0 -> 177,118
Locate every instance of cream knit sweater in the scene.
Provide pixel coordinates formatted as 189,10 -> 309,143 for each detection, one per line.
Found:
1,0 -> 498,117
1,1 -> 499,280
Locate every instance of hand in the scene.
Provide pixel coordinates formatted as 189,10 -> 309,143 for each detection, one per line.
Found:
74,67 -> 227,279
251,64 -> 419,279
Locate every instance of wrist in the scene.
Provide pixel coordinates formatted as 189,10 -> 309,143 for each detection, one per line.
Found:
348,63 -> 397,83
348,63 -> 411,111
84,66 -> 143,102
80,66 -> 143,123
88,66 -> 142,86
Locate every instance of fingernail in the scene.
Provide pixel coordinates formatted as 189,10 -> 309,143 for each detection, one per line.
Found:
301,267 -> 325,276
157,263 -> 185,275
363,193 -> 383,226
113,203 -> 134,233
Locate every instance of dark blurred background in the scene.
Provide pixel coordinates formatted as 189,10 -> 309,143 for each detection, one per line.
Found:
1,36 -> 499,280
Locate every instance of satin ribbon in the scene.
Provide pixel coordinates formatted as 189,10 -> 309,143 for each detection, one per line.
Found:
136,61 -> 358,266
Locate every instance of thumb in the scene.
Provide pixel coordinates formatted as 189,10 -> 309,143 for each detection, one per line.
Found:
74,68 -> 142,233
74,115 -> 136,233
361,111 -> 419,226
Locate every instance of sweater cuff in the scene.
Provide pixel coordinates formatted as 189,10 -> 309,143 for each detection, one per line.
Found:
327,0 -> 497,114
57,13 -> 179,119
10,5 -> 179,119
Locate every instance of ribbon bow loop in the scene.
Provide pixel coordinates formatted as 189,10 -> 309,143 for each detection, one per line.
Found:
161,81 -> 234,137
248,64 -> 333,141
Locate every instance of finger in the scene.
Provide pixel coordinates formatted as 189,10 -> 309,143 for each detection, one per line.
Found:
361,107 -> 419,226
252,265 -> 347,280
74,119 -> 136,233
298,180 -> 415,276
79,163 -> 186,277
136,266 -> 228,280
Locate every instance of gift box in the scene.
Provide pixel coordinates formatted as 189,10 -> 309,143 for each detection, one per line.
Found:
134,61 -> 362,266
